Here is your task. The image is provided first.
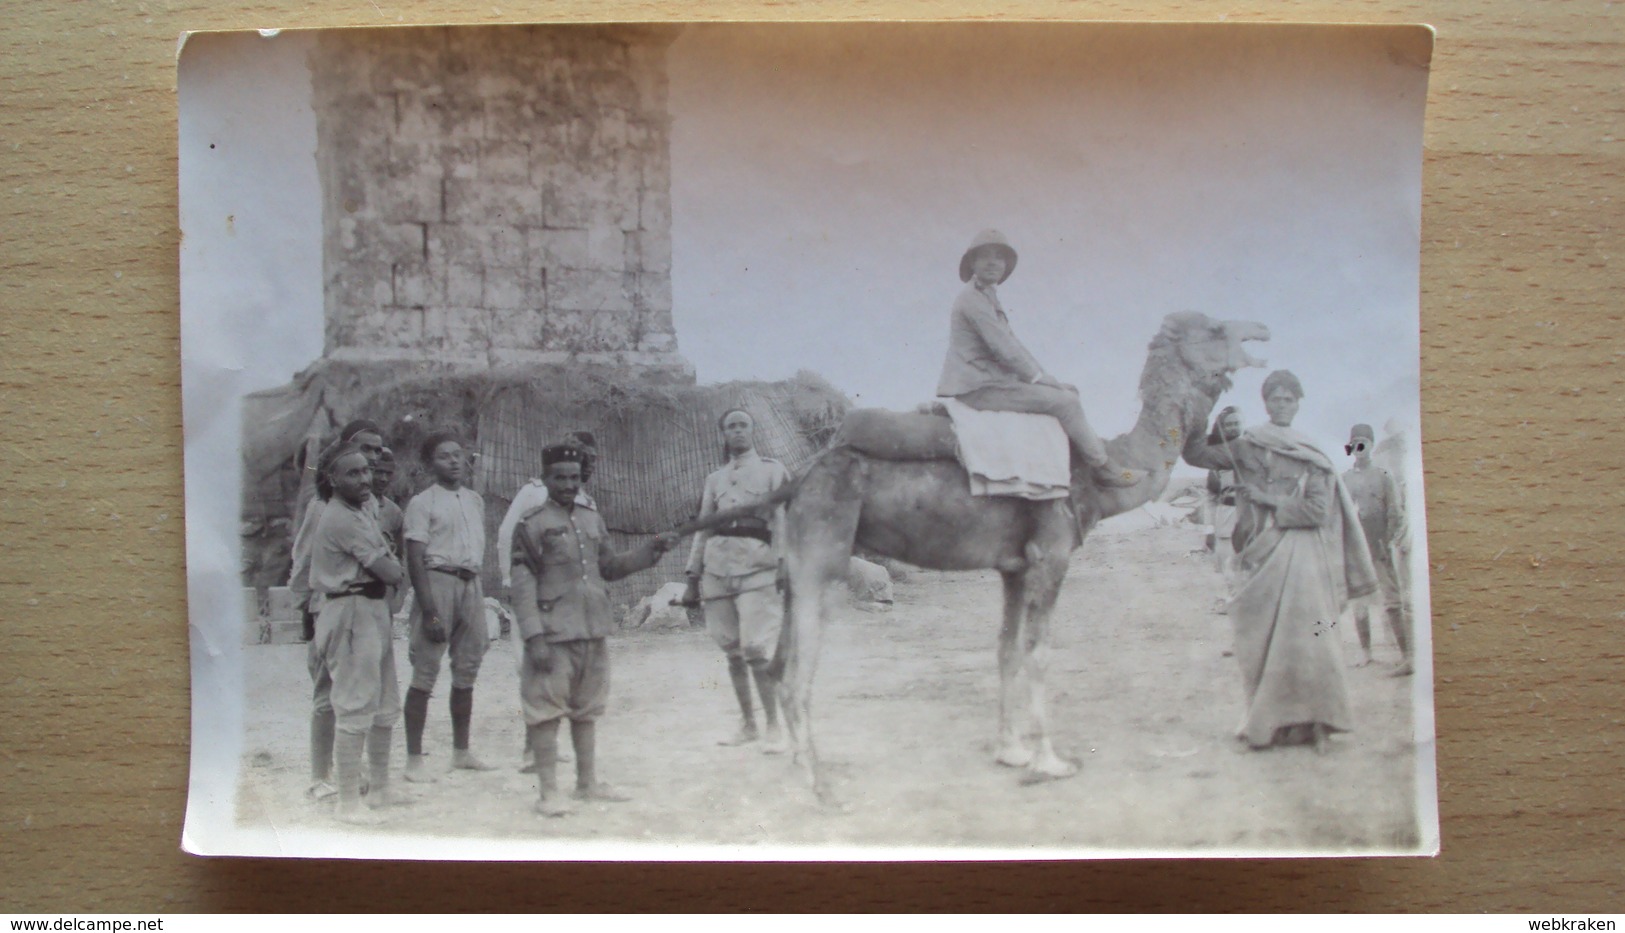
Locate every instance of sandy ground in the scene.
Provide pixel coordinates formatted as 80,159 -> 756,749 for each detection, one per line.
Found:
235,517 -> 1428,855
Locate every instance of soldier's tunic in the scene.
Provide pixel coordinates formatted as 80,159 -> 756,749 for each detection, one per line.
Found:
292,495 -> 380,715
496,480 -> 598,590
309,497 -> 400,735
510,498 -> 661,724
1342,462 -> 1409,619
685,450 -> 790,664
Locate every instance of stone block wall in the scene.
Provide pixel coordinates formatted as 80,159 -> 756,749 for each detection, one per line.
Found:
312,25 -> 691,380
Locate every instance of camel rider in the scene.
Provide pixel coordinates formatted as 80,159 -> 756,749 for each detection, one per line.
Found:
937,229 -> 1144,488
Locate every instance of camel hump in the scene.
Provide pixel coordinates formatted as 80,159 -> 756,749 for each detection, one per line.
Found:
833,407 -> 959,462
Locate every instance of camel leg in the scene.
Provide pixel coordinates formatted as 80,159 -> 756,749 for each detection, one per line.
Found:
994,570 -> 1034,768
776,452 -> 864,809
1019,513 -> 1081,783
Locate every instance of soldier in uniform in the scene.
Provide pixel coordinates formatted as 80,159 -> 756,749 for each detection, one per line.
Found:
401,431 -> 495,782
510,444 -> 675,816
498,432 -> 600,602
497,432 -> 597,773
1342,423 -> 1413,675
288,419 -> 385,802
307,443 -> 408,824
682,409 -> 792,753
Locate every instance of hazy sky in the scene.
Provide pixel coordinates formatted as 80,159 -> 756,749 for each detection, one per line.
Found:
182,23 -> 1429,457
668,23 -> 1429,452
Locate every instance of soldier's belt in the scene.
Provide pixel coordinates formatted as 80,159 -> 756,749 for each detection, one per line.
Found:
331,580 -> 388,600
713,519 -> 771,543
430,566 -> 479,582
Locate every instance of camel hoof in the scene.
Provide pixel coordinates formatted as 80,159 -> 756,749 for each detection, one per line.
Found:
1018,758 -> 1081,785
994,745 -> 1034,769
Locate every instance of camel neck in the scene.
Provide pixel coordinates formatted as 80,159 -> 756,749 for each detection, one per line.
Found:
1090,374 -> 1223,520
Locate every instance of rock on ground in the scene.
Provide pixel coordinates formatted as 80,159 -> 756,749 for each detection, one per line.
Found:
628,581 -> 694,630
847,556 -> 893,608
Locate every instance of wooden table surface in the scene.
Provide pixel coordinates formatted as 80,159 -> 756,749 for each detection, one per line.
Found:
3,1 -> 1620,914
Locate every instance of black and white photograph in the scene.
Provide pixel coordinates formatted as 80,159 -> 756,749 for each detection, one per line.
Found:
179,21 -> 1438,859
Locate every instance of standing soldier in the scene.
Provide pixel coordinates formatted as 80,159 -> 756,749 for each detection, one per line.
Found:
1342,423 -> 1413,675
401,431 -> 495,782
510,444 -> 675,816
683,409 -> 792,753
497,432 -> 597,773
308,443 -> 408,824
289,419 -> 385,802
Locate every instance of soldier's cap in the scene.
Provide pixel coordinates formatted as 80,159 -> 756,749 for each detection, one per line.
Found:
1348,423 -> 1375,444
542,444 -> 587,467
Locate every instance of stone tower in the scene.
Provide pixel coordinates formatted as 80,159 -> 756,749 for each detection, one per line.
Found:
311,25 -> 692,382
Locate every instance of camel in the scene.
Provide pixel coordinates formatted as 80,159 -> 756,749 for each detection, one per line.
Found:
769,311 -> 1270,805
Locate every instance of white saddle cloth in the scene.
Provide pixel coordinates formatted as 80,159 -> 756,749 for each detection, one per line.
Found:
937,398 -> 1071,500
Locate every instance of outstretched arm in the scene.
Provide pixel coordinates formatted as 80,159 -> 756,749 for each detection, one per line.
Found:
601,533 -> 677,582
1182,420 -> 1242,473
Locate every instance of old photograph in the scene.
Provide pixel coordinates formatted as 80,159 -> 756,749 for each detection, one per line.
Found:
179,21 -> 1438,859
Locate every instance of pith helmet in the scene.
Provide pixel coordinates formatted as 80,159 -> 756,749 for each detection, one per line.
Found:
959,229 -> 1018,284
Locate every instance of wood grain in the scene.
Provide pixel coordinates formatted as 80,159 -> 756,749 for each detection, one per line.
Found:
3,1 -> 1620,913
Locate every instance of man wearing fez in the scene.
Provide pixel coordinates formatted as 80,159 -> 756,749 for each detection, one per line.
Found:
1342,423 -> 1413,675
497,431 -> 598,773
497,432 -> 600,603
511,443 -> 677,816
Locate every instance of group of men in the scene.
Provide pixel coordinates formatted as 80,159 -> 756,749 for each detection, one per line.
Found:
282,226 -> 1420,822
1200,411 -> 1416,674
286,413 -> 793,823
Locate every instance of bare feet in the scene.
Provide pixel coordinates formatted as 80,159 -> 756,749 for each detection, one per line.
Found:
717,723 -> 760,747
403,754 -> 438,784
366,786 -> 416,810
453,750 -> 497,772
1390,660 -> 1414,677
1019,747 -> 1081,784
1353,652 -> 1374,668
760,724 -> 789,756
533,795 -> 575,818
995,742 -> 1034,769
573,783 -> 632,803
305,780 -> 337,802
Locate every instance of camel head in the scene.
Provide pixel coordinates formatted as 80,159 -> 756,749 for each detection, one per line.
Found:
1079,312 -> 1270,526
1140,311 -> 1270,403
